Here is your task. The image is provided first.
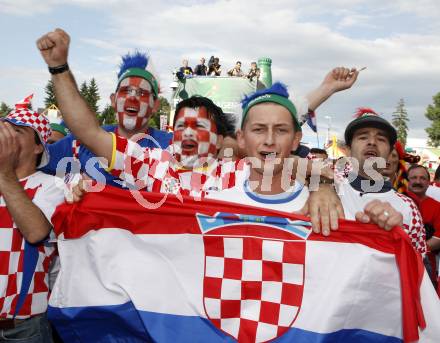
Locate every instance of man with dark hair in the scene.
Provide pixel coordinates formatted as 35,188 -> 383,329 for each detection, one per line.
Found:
247,61 -> 260,81
227,61 -> 244,77
207,57 -> 221,76
408,164 -> 440,252
338,108 -> 426,254
194,57 -> 207,76
0,103 -> 64,341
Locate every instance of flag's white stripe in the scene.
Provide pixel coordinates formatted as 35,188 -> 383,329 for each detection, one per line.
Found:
48,228 -> 440,339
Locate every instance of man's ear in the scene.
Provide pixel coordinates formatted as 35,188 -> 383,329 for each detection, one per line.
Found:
34,143 -> 44,155
110,93 -> 116,109
291,131 -> 303,152
236,129 -> 246,150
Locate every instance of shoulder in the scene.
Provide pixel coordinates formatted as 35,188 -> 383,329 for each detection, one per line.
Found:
102,125 -> 117,133
148,128 -> 173,148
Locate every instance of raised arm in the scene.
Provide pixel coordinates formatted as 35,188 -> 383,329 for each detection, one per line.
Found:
306,67 -> 359,111
36,29 -> 113,165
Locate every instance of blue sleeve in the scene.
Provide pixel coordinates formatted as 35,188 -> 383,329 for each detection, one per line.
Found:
40,134 -> 75,175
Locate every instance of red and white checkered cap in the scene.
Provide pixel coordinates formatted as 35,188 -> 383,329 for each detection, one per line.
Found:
2,107 -> 51,168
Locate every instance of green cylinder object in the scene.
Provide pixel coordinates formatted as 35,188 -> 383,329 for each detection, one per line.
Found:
258,57 -> 272,89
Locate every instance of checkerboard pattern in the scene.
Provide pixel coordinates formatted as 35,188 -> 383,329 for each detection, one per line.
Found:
395,192 -> 427,255
203,236 -> 305,342
71,139 -> 81,161
111,134 -> 241,198
4,108 -> 51,143
0,183 -> 54,319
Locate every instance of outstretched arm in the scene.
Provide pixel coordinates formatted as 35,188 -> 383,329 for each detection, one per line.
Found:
36,28 -> 113,165
306,67 -> 360,111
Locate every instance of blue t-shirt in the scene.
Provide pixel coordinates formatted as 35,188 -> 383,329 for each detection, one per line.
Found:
41,125 -> 173,188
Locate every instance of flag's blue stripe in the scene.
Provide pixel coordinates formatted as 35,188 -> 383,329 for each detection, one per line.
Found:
49,303 -> 402,343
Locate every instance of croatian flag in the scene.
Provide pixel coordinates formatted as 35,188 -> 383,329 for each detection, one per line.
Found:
306,110 -> 317,132
49,186 -> 440,343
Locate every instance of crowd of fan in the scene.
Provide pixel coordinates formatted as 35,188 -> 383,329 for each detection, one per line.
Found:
0,27 -> 438,342
179,56 -> 260,80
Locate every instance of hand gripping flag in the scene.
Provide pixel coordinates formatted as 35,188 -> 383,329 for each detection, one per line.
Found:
49,186 -> 440,343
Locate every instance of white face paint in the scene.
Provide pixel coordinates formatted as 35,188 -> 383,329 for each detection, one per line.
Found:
115,77 -> 155,132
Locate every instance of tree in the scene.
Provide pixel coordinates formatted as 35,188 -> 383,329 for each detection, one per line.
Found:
79,79 -> 101,115
85,78 -> 100,115
148,96 -> 171,129
0,102 -> 12,117
79,81 -> 88,99
391,98 -> 409,146
425,92 -> 440,147
98,104 -> 117,125
44,79 -> 57,108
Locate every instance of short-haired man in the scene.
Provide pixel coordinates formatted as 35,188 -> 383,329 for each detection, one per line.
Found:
247,62 -> 260,81
408,164 -> 440,252
41,50 -> 172,188
194,57 -> 207,76
0,104 -> 64,341
227,61 -> 244,77
337,108 -> 426,255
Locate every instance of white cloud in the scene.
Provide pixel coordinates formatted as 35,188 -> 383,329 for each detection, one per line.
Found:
1,0 -> 440,146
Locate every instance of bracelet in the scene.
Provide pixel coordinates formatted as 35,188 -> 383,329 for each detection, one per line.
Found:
48,63 -> 69,75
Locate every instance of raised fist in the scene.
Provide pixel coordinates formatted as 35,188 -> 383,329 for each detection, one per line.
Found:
36,28 -> 70,68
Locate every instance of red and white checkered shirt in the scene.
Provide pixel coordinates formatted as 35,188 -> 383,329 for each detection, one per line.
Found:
337,181 -> 427,256
110,133 -> 243,198
0,172 -> 64,319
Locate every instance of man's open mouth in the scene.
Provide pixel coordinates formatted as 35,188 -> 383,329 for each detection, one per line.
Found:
260,151 -> 277,160
182,140 -> 197,151
125,106 -> 139,115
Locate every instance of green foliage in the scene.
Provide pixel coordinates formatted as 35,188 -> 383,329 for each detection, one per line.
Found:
79,79 -> 101,117
79,81 -> 88,103
0,102 -> 12,117
391,98 -> 409,146
85,78 -> 100,114
98,104 -> 117,125
425,92 -> 440,147
44,80 -> 57,108
148,96 -> 171,129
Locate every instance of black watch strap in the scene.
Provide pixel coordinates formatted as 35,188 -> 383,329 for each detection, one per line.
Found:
49,63 -> 69,75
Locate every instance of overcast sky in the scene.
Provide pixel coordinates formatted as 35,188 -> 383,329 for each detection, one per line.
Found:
1,0 -> 439,147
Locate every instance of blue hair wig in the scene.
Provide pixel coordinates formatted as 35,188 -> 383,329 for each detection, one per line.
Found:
241,82 -> 290,109
117,51 -> 150,79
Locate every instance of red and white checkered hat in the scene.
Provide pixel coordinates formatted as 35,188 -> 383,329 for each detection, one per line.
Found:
2,104 -> 51,168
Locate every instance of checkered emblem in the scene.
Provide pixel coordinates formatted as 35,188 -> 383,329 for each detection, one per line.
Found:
5,108 -> 51,143
197,213 -> 312,342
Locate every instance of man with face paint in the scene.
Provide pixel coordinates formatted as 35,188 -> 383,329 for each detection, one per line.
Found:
40,49 -> 172,189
